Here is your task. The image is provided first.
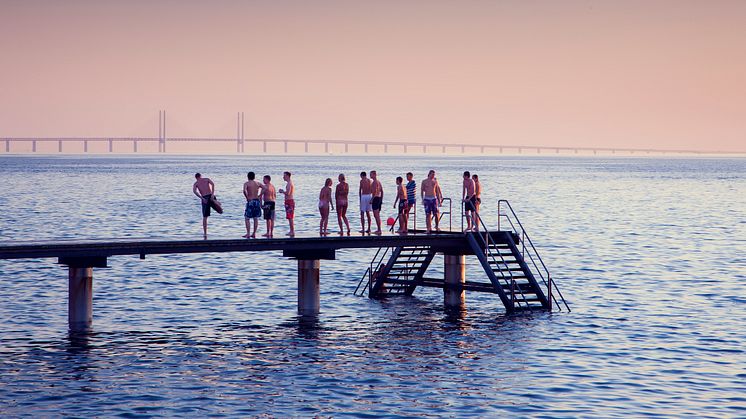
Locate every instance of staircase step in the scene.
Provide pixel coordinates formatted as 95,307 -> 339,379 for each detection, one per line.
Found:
389,266 -> 421,271
491,272 -> 526,278
487,264 -> 523,270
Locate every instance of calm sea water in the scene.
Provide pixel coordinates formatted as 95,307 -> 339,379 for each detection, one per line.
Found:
0,155 -> 744,418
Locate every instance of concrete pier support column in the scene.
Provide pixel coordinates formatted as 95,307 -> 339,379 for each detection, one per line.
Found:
60,256 -> 106,332
298,259 -> 320,316
32,140 -> 37,152
68,267 -> 93,331
444,254 -> 465,308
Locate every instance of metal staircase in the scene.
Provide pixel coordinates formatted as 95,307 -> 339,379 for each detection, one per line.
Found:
355,199 -> 569,313
354,245 -> 435,297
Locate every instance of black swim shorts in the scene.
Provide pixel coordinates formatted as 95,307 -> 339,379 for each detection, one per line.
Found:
263,201 -> 276,220
371,196 -> 383,211
201,194 -> 220,217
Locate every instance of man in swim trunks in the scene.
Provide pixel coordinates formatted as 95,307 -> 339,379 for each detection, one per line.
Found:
192,172 -> 220,239
359,171 -> 372,233
462,171 -> 477,232
278,171 -> 295,237
243,171 -> 263,238
261,175 -> 276,238
472,173 -> 482,232
370,170 -> 384,235
421,170 -> 443,233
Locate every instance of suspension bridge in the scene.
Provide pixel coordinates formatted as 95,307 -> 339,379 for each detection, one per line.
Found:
2,111 -> 742,156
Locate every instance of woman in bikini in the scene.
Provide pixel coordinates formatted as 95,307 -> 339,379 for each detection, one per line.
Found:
392,176 -> 408,234
335,173 -> 351,235
319,178 -> 334,235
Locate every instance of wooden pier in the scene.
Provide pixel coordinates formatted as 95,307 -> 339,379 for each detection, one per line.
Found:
0,200 -> 569,331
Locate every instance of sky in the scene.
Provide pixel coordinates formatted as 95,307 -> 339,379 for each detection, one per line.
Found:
1,0 -> 745,152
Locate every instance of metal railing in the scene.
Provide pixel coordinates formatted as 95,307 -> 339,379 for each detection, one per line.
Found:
497,200 -> 570,312
469,204 -> 534,311
354,245 -> 392,296
388,197 -> 452,233
438,198 -> 452,231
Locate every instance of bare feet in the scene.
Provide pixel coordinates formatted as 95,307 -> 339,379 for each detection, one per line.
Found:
261,233 -> 270,238
250,234 -> 256,238
242,234 -> 249,238
374,230 -> 382,235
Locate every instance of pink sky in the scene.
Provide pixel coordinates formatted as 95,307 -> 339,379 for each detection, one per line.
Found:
1,0 -> 745,152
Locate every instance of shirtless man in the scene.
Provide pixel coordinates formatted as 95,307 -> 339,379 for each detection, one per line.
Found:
421,170 -> 443,233
278,171 -> 295,237
462,171 -> 477,232
359,171 -> 373,233
243,171 -> 263,238
370,170 -> 384,235
472,173 -> 482,232
192,173 -> 219,239
261,175 -> 277,238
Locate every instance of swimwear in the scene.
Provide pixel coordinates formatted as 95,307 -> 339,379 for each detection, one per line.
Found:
398,199 -> 408,215
371,196 -> 382,211
200,194 -> 220,217
284,199 -> 295,219
465,196 -> 477,212
244,198 -> 261,219
318,199 -> 329,209
263,201 -> 276,220
423,197 -> 438,215
360,194 -> 372,212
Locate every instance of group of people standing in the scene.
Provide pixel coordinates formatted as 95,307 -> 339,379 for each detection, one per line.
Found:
192,169 -> 482,239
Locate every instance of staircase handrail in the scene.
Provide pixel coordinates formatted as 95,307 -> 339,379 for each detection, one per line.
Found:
497,200 -> 570,312
469,201 -> 534,310
354,245 -> 392,296
437,197 -> 453,231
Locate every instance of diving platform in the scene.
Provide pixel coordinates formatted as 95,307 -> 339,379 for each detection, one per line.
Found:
0,200 -> 569,331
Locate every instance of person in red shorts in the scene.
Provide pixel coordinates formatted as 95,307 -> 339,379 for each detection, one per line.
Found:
278,171 -> 295,237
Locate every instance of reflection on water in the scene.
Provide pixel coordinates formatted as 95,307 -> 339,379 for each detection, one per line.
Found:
0,155 -> 745,417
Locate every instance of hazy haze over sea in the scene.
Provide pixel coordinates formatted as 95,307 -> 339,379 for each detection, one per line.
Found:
0,155 -> 744,417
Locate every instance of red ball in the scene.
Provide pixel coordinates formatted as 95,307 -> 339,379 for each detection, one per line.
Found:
386,217 -> 396,226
